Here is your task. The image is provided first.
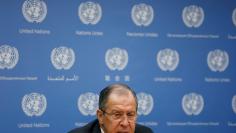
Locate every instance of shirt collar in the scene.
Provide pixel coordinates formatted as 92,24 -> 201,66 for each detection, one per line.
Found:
100,127 -> 105,133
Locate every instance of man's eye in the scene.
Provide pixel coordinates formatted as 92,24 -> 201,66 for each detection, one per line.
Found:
114,113 -> 122,118
127,113 -> 135,117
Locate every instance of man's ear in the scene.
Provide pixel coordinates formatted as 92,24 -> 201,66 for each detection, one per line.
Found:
97,109 -> 104,125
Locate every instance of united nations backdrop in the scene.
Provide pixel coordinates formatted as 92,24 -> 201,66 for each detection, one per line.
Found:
1,0 -> 236,133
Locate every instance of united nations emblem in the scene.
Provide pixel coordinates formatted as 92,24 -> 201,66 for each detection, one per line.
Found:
232,8 -> 236,26
22,0 -> 47,23
232,95 -> 236,114
131,3 -> 154,26
137,92 -> 154,116
0,45 -> 19,69
78,1 -> 102,25
207,49 -> 229,72
182,93 -> 204,116
77,92 -> 99,116
51,46 -> 75,70
105,48 -> 128,71
182,5 -> 204,28
21,92 -> 47,117
157,48 -> 179,71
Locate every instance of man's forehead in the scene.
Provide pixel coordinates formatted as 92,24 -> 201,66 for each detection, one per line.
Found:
107,98 -> 136,112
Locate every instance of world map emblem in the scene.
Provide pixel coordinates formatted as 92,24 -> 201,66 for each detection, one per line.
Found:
232,95 -> 236,114
182,93 -> 204,116
157,48 -> 179,71
137,92 -> 154,116
232,8 -> 236,26
78,1 -> 102,25
51,46 -> 75,70
131,3 -> 154,26
78,92 -> 99,116
21,92 -> 47,117
0,45 -> 19,69
207,49 -> 229,72
182,5 -> 204,28
105,47 -> 128,71
22,0 -> 47,23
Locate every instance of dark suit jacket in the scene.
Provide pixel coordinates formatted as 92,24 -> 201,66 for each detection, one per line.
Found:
68,119 -> 153,133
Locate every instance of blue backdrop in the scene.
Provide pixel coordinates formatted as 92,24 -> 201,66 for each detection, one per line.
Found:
0,0 -> 236,133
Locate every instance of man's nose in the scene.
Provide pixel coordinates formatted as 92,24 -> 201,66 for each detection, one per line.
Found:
120,115 -> 129,127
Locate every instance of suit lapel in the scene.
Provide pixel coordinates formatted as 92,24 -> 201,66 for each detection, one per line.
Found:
91,120 -> 101,133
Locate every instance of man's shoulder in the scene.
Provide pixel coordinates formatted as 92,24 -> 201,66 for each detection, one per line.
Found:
68,119 -> 153,133
68,120 -> 101,133
135,123 -> 153,133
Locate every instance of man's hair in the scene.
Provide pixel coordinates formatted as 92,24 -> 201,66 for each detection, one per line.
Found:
99,83 -> 138,111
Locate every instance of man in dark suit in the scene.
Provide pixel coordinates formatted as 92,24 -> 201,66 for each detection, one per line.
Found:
68,83 -> 153,133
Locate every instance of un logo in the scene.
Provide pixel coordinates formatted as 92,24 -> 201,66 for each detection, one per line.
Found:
137,92 -> 154,116
182,93 -> 204,116
22,0 -> 47,23
78,92 -> 99,116
105,47 -> 128,71
21,92 -> 47,117
0,45 -> 19,69
131,3 -> 154,26
232,95 -> 236,114
207,49 -> 229,72
232,8 -> 236,27
182,5 -> 204,28
78,1 -> 102,25
51,46 -> 75,70
157,48 -> 179,71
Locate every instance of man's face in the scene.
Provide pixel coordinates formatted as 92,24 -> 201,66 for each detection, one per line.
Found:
97,91 -> 137,133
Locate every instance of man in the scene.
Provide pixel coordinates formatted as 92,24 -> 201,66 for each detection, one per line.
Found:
68,83 -> 153,133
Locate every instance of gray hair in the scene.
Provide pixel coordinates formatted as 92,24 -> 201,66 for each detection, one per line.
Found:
99,83 -> 138,111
